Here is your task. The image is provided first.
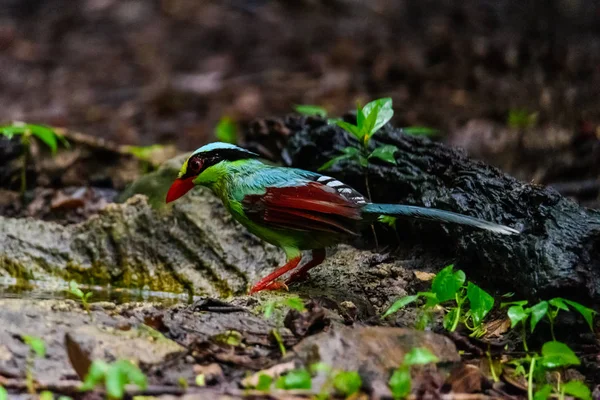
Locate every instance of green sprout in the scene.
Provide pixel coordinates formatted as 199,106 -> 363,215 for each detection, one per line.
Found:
319,97 -> 396,174
332,370 -> 362,397
215,116 -> 238,144
389,347 -> 439,399
274,368 -> 312,390
508,341 -> 590,400
0,122 -> 67,194
508,109 -> 538,130
294,105 -> 329,118
402,126 -> 440,137
260,296 -> 306,319
383,265 -> 494,336
0,386 -> 7,400
22,335 -> 46,394
502,297 -> 596,351
67,280 -> 93,317
80,359 -> 147,400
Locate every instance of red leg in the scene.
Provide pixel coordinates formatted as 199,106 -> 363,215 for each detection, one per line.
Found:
285,249 -> 326,285
249,256 -> 302,294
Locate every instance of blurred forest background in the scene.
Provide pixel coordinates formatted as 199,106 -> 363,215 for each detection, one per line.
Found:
1,0 -> 599,205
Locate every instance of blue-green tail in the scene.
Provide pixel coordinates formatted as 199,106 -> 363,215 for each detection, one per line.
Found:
363,203 -> 519,235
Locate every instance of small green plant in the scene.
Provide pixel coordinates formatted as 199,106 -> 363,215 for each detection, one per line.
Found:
389,347 -> 439,399
67,280 -> 93,317
508,109 -> 538,130
81,359 -> 147,399
319,97 -> 396,174
22,335 -> 46,394
212,330 -> 243,346
123,144 -> 169,173
383,265 -> 494,336
508,341 -> 590,400
332,370 -> 362,397
0,386 -> 7,400
0,122 -> 67,194
40,391 -> 54,400
274,368 -> 312,390
294,105 -> 329,118
215,116 -> 238,144
402,126 -> 440,137
503,297 -> 596,351
260,296 -> 306,319
271,328 -> 286,356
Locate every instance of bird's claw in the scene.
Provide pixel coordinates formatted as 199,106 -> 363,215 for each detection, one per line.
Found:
249,280 -> 288,294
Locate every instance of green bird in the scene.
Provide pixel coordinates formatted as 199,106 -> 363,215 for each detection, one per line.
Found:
166,143 -> 519,293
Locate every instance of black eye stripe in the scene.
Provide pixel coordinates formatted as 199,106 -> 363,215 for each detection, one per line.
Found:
180,147 -> 258,179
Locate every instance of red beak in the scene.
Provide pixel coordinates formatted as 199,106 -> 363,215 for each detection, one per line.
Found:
166,177 -> 195,203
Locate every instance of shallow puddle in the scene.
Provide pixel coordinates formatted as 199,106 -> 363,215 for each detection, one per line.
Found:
0,276 -> 195,305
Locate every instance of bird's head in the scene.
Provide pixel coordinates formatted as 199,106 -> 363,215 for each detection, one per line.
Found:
166,142 -> 259,203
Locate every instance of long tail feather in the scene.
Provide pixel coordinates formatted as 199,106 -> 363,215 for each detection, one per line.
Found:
363,203 -> 519,235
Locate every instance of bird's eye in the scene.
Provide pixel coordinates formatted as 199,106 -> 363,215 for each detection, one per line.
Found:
188,158 -> 203,174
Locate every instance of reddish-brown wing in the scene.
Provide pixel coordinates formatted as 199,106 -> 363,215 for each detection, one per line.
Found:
242,182 -> 363,235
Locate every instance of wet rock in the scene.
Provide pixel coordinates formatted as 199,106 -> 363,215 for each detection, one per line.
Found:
0,188 -> 284,297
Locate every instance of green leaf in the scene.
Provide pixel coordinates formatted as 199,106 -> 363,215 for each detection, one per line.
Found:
467,282 -> 494,326
40,391 -> 54,400
294,105 -> 328,118
533,384 -> 553,400
335,120 -> 362,139
105,364 -> 128,399
389,367 -> 411,399
431,265 -> 465,303
361,97 -> 393,135
22,335 -> 46,358
275,369 -> 312,390
310,362 -> 332,374
0,387 -> 7,400
28,124 -> 58,154
419,291 -> 439,308
81,360 -> 109,391
119,361 -> 147,390
358,154 -> 368,167
68,280 -> 84,298
284,297 -> 306,312
318,154 -> 351,171
361,102 -> 381,138
369,144 -> 399,165
507,306 -> 529,328
402,126 -> 440,137
501,300 -> 528,308
195,374 -> 206,386
262,302 -> 276,319
123,144 -> 166,162
378,215 -> 397,228
443,308 -> 458,331
214,116 -> 238,144
332,371 -> 362,396
529,301 -> 549,333
256,374 -> 273,391
403,347 -> 439,366
549,298 -> 569,311
562,299 -> 597,331
562,380 -> 592,400
382,295 -> 419,318
540,341 -> 580,368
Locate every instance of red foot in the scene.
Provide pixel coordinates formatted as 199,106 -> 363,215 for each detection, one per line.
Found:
249,256 -> 301,294
249,249 -> 327,294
